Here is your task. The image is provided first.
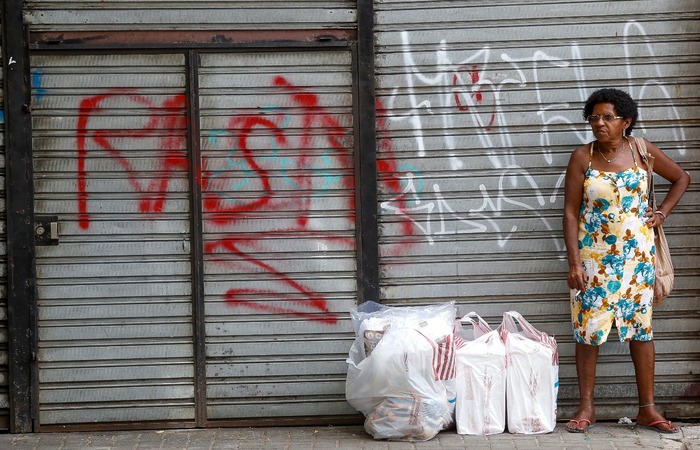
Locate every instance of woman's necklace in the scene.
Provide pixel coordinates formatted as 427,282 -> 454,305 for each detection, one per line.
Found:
598,140 -> 626,163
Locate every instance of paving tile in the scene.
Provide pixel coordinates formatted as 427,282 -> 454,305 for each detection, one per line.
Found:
359,440 -> 390,450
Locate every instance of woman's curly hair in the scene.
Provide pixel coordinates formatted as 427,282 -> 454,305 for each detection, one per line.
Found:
583,88 -> 638,136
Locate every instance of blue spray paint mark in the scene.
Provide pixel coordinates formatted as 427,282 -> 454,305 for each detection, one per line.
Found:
208,143 -> 254,205
397,164 -> 424,205
0,110 -> 4,125
262,108 -> 302,190
32,70 -> 46,102
206,106 -> 347,202
317,149 -> 341,191
208,130 -> 223,146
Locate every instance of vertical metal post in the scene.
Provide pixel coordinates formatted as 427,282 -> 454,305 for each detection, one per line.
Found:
2,0 -> 37,433
185,50 -> 208,426
355,0 -> 380,303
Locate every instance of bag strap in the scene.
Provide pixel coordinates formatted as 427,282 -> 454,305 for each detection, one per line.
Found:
634,137 -> 657,209
499,311 -> 559,365
454,312 -> 492,348
500,311 -> 542,339
460,311 -> 493,337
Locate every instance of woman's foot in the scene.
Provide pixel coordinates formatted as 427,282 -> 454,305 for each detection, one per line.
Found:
636,404 -> 680,433
565,405 -> 596,433
636,420 -> 680,434
565,418 -> 595,433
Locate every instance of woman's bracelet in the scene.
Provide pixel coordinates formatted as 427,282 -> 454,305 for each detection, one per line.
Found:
654,210 -> 667,220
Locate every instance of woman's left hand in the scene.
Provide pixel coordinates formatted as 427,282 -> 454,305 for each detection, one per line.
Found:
644,206 -> 665,228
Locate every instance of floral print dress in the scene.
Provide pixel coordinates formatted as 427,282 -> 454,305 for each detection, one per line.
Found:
571,142 -> 655,346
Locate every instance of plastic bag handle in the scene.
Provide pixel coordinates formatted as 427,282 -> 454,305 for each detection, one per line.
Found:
459,311 -> 492,337
500,311 -> 558,365
501,311 -> 540,337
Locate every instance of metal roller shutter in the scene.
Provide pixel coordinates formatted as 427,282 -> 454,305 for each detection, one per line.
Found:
375,0 -> 700,419
198,50 -> 358,420
31,53 -> 196,425
25,0 -> 356,31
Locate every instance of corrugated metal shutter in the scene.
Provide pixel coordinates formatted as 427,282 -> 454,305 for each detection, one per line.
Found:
375,0 -> 700,419
31,53 -> 196,425
198,50 -> 357,419
0,31 -> 9,430
25,1 -> 355,31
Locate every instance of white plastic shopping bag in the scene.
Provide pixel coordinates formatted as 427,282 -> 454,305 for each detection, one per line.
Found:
345,302 -> 457,441
454,312 -> 506,435
499,311 -> 559,434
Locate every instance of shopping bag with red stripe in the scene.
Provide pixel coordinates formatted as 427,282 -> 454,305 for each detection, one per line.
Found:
499,311 -> 559,434
346,301 -> 458,441
454,312 -> 506,435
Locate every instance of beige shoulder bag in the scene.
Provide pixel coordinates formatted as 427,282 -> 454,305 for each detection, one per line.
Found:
634,136 -> 674,306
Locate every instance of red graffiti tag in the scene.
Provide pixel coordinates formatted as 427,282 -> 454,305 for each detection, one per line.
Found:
452,64 -> 496,129
204,238 -> 338,324
76,91 -> 187,229
202,76 -> 361,324
74,78 -> 414,324
203,115 -> 284,223
453,65 -> 483,109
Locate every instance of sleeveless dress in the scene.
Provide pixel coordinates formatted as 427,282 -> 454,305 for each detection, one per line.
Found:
571,141 -> 656,345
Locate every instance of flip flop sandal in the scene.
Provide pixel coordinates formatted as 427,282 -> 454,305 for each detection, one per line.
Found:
636,420 -> 680,434
565,418 -> 595,433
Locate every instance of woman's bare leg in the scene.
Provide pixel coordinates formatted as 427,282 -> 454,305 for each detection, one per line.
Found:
566,342 -> 599,431
630,340 -> 679,432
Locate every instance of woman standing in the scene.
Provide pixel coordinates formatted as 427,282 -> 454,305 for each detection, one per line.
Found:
562,88 -> 690,433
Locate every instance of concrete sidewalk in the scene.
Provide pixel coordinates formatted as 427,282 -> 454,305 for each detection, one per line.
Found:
0,422 -> 698,449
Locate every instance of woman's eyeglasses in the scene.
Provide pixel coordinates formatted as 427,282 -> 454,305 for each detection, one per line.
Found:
586,114 -> 624,123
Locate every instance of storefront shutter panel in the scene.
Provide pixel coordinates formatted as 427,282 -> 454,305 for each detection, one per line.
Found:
31,53 -> 196,425
198,50 -> 358,419
375,0 -> 700,419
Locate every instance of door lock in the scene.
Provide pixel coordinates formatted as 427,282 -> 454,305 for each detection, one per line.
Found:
35,215 -> 59,246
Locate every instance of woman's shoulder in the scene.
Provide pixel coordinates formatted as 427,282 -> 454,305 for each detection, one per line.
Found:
573,141 -> 593,151
570,142 -> 592,159
567,142 -> 592,172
